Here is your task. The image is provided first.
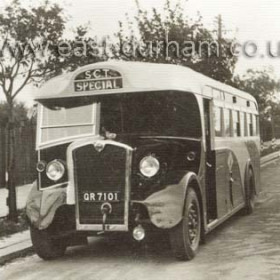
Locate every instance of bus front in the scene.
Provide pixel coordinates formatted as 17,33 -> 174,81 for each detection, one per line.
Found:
26,62 -> 203,261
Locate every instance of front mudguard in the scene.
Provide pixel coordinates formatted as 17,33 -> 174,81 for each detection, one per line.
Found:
26,181 -> 67,230
134,172 -> 200,229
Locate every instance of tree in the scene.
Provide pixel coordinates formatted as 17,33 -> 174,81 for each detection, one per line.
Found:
0,102 -> 35,188
0,1 -> 108,221
58,25 -> 108,72
0,102 -> 29,127
0,0 -> 66,221
233,69 -> 280,141
113,0 -> 237,83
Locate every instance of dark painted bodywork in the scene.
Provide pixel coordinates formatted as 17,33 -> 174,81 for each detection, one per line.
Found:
26,136 -> 260,233
26,135 -> 203,230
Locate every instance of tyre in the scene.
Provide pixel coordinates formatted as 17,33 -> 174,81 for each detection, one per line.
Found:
169,187 -> 201,261
243,169 -> 256,215
30,226 -> 67,260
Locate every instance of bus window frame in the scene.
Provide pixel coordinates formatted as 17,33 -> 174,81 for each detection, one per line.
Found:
252,114 -> 257,136
214,106 -> 223,137
223,108 -> 232,137
247,113 -> 253,136
232,110 -> 241,137
239,111 -> 245,137
244,112 -> 248,136
256,115 -> 260,136
37,102 -> 99,147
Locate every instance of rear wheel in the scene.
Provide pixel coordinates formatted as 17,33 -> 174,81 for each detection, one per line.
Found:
30,226 -> 67,260
169,187 -> 201,261
243,169 -> 256,215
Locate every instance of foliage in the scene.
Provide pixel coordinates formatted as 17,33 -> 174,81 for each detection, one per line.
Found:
0,210 -> 28,237
233,68 -> 280,140
233,69 -> 280,118
0,0 -> 66,107
0,102 -> 29,127
57,25 -> 107,72
113,0 -> 237,83
0,1 -> 107,107
0,0 -> 66,221
261,142 -> 280,157
0,1 -> 107,221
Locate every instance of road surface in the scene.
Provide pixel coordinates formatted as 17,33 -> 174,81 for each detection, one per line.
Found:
1,160 -> 280,280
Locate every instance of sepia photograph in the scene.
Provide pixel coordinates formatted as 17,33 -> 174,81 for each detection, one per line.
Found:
0,0 -> 280,279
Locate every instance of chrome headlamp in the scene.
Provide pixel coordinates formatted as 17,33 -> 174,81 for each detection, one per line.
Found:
139,155 -> 160,178
46,160 -> 65,181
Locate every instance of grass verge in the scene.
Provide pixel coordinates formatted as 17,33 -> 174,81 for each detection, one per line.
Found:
0,210 -> 29,238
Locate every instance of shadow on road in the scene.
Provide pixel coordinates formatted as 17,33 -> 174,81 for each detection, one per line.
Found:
62,232 -> 175,264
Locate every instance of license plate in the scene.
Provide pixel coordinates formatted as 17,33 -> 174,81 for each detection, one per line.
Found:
82,191 -> 120,202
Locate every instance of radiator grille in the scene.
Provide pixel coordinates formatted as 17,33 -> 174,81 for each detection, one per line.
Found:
73,144 -> 127,225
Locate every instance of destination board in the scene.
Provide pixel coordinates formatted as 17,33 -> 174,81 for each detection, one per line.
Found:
74,68 -> 123,92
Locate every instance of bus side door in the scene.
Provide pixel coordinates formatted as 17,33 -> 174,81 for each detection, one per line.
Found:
203,99 -> 218,222
204,99 -> 231,222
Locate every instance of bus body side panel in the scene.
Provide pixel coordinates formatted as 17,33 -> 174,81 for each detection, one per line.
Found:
230,150 -> 244,206
214,139 -> 260,222
214,148 -> 244,218
214,138 -> 254,214
215,150 -> 229,217
245,139 -> 261,193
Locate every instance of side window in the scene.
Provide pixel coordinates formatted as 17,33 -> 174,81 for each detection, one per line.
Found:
252,115 -> 257,136
214,106 -> 223,136
224,108 -> 231,137
240,112 -> 244,137
247,113 -> 253,136
244,112 -> 248,136
232,111 -> 241,137
256,115 -> 260,136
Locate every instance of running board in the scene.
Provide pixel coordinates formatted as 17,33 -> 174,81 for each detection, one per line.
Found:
206,203 -> 245,233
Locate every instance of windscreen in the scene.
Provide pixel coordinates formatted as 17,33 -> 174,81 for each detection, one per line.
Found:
40,98 -> 96,144
100,91 -> 201,138
39,91 -> 201,144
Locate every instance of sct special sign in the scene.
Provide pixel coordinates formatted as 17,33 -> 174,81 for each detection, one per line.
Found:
74,68 -> 123,92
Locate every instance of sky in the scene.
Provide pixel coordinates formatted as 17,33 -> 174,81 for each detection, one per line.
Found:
64,0 -> 280,75
1,0 -> 280,106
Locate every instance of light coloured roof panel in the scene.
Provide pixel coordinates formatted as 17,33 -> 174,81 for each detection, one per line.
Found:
35,61 -> 257,104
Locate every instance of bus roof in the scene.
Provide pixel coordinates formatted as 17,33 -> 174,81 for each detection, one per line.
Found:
35,61 -> 257,104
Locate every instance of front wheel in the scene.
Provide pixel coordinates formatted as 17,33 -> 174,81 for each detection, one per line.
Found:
30,226 -> 67,260
169,187 -> 201,261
